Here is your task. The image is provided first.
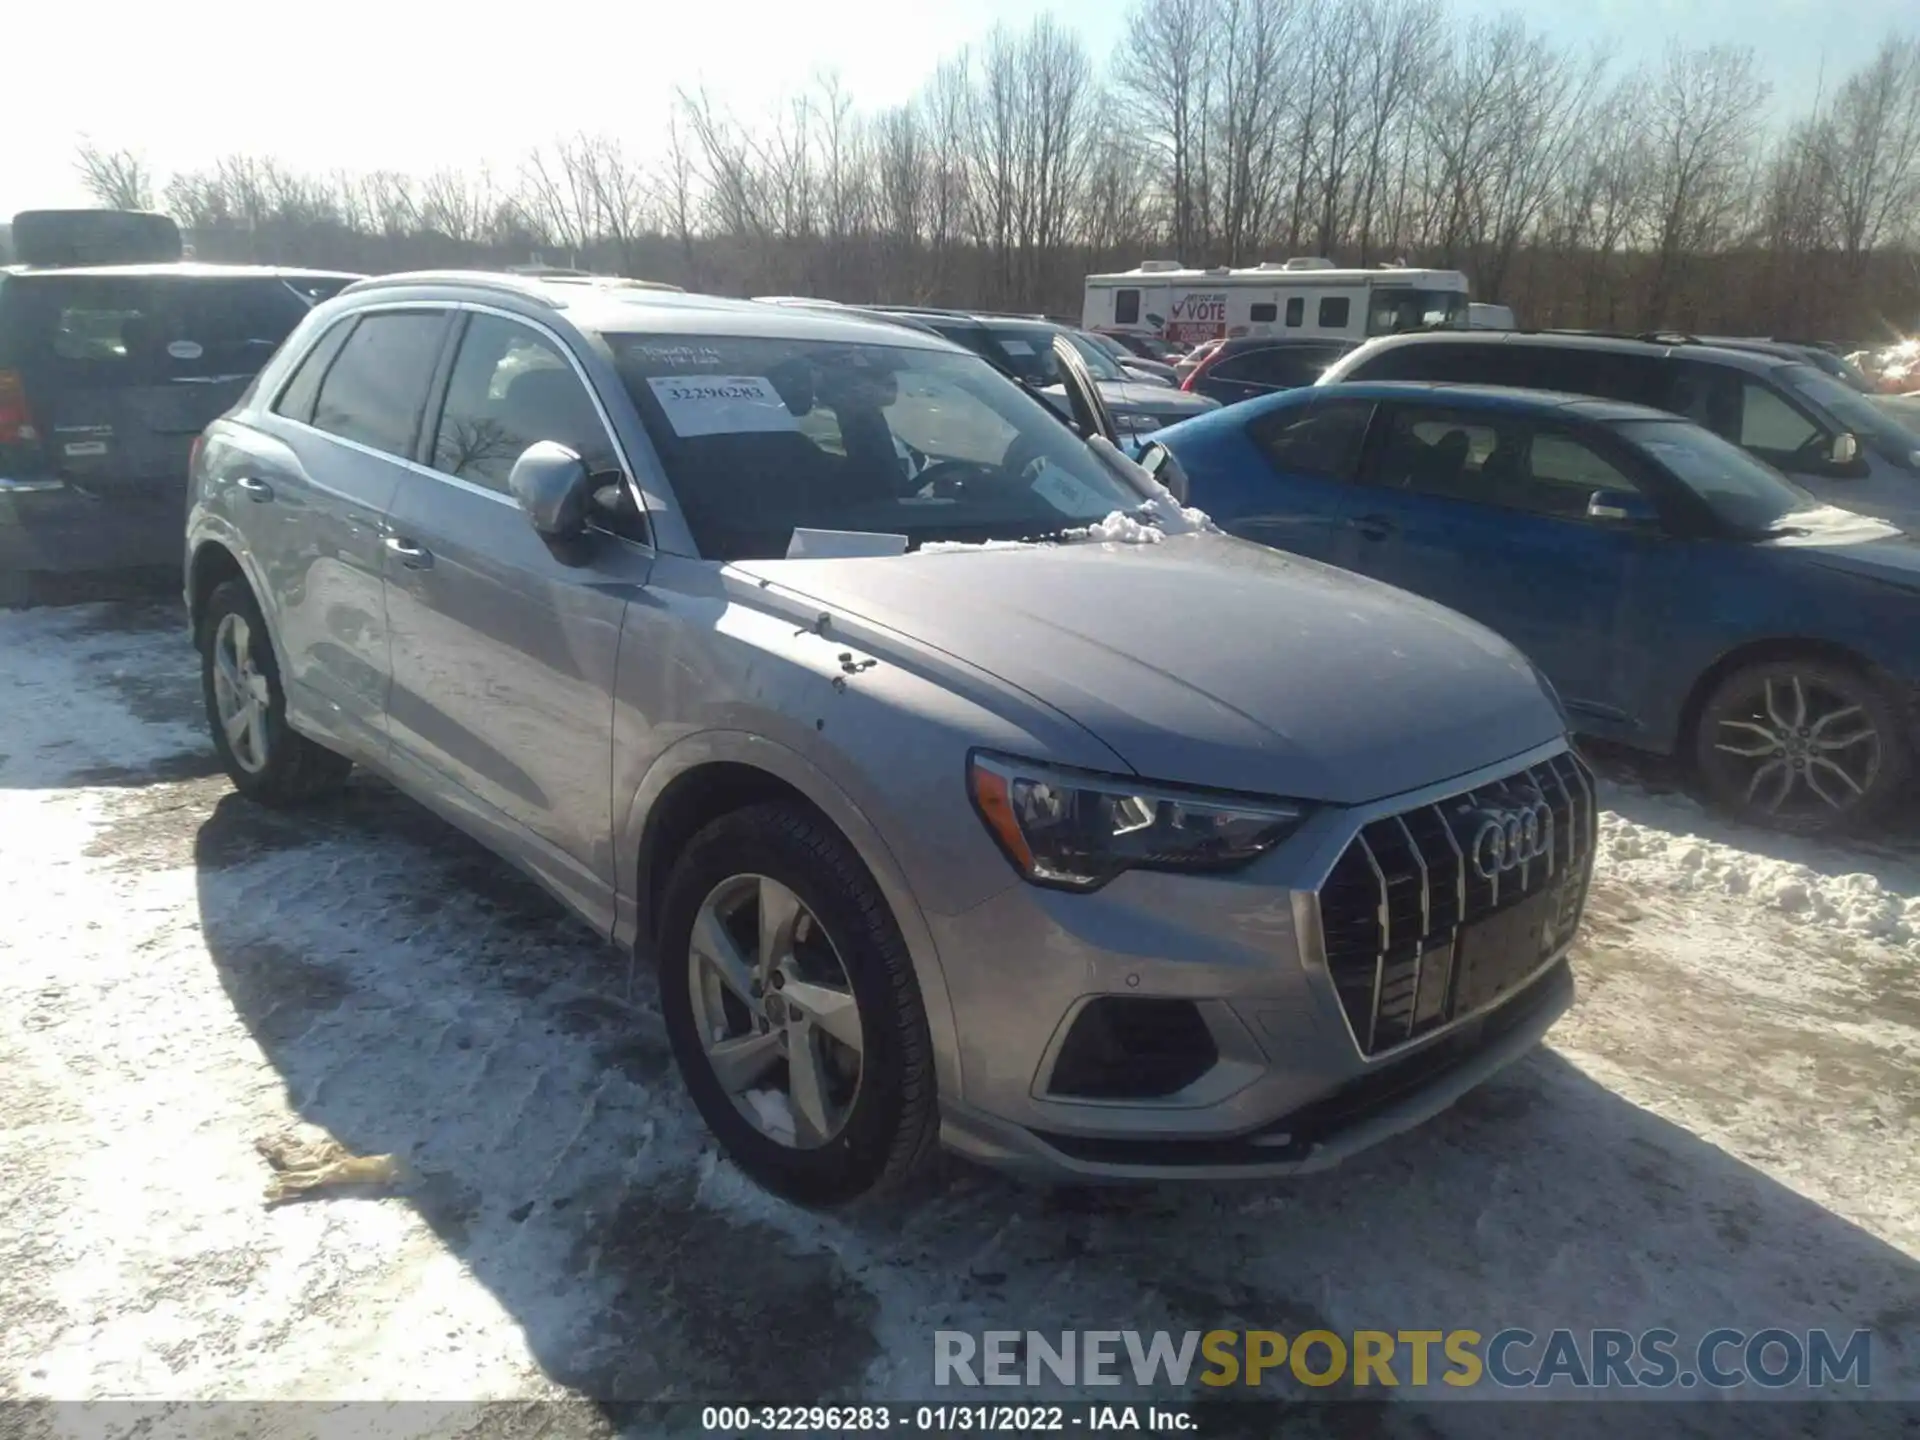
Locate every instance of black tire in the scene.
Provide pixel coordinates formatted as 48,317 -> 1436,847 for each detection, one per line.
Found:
198,578 -> 352,806
656,801 -> 939,1206
1692,656 -> 1910,835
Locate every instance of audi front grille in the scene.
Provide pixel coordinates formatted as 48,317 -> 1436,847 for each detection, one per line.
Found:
1313,750 -> 1597,1059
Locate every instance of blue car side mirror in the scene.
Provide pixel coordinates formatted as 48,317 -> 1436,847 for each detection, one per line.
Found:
1587,489 -> 1658,525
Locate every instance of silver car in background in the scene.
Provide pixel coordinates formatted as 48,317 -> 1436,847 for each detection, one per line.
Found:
185,273 -> 1592,1205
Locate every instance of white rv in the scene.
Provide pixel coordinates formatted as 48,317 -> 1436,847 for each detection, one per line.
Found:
1083,258 -> 1471,348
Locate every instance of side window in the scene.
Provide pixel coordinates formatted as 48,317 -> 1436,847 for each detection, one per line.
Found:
1663,362 -> 1743,440
1526,348 -> 1606,398
1318,296 -> 1350,330
1349,342 -> 1465,382
1223,347 -> 1332,388
1285,297 -> 1304,328
310,310 -> 447,457
430,313 -> 617,492
1248,400 -> 1375,481
1114,289 -> 1141,327
158,278 -> 310,378
1739,380 -> 1823,459
1380,407 -> 1642,519
1249,302 -> 1278,324
272,318 -> 354,424
21,276 -> 159,377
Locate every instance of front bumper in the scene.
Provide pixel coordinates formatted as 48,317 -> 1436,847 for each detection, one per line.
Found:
924,739 -> 1591,1182
939,960 -> 1571,1181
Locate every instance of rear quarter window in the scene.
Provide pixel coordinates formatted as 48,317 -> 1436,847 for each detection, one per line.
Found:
0,274 -> 312,385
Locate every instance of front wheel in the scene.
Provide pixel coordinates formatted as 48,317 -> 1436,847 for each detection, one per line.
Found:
1692,657 -> 1910,835
656,802 -> 939,1206
199,578 -> 352,806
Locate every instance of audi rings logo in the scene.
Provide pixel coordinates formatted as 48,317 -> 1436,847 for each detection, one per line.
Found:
1468,799 -> 1554,878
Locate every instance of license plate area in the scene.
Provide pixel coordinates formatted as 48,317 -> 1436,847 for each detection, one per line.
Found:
1453,885 -> 1560,1015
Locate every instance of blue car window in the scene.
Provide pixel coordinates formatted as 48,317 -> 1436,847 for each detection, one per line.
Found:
1383,407 -> 1642,520
1248,400 -> 1373,480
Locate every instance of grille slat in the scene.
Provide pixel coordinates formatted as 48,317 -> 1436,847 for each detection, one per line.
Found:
1317,751 -> 1597,1059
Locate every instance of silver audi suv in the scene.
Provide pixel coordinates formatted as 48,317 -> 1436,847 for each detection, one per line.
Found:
184,271 -> 1594,1204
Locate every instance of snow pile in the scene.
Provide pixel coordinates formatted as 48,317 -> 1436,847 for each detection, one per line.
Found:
1064,510 -> 1167,544
916,538 -> 1045,555
1085,434 -> 1217,536
1597,794 -> 1920,955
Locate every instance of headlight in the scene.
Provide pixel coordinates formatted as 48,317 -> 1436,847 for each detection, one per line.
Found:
967,752 -> 1310,891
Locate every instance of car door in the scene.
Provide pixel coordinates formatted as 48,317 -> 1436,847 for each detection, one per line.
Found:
249,306 -> 451,761
1343,402 -> 1658,730
380,308 -> 653,930
1215,397 -> 1379,568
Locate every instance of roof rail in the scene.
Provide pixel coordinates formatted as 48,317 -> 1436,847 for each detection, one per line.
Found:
338,270 -> 567,308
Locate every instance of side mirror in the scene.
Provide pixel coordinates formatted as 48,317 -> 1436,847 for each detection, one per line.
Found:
1135,440 -> 1192,504
1587,489 -> 1658,525
1830,432 -> 1859,467
508,442 -> 595,555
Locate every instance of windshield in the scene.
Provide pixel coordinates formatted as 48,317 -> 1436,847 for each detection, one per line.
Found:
1616,419 -> 1821,532
1780,363 -> 1920,459
1063,331 -> 1130,380
1366,288 -> 1470,337
610,334 -> 1146,560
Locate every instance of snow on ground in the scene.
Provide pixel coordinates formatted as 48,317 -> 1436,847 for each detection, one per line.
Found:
0,601 -> 1915,1439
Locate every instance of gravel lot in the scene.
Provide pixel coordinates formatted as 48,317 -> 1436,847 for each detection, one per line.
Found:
1,599 -> 1916,1438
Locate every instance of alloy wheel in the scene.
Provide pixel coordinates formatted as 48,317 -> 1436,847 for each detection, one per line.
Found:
687,873 -> 865,1150
1711,672 -> 1882,819
211,612 -> 273,775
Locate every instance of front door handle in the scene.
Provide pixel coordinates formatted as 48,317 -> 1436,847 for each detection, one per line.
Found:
235,476 -> 274,503
383,536 -> 434,570
1351,513 -> 1396,542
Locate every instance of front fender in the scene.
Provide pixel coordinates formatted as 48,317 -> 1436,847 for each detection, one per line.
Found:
615,727 -> 968,1108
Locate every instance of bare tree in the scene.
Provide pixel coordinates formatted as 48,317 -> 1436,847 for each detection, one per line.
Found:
1111,0 -> 1217,257
1819,35 -> 1920,270
74,141 -> 154,211
1642,44 -> 1770,321
1352,0 -> 1445,263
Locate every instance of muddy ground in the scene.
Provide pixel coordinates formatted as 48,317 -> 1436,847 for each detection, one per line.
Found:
0,600 -> 1914,1439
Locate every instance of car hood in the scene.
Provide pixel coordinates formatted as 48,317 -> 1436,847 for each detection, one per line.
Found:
1098,379 -> 1218,416
1773,516 -> 1920,591
737,533 -> 1565,806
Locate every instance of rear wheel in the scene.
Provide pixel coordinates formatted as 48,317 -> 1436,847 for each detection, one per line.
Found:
1692,657 -> 1909,835
657,801 -> 939,1206
199,578 -> 352,806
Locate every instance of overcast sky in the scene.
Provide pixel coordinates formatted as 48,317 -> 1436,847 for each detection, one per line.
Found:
3,0 -> 1912,217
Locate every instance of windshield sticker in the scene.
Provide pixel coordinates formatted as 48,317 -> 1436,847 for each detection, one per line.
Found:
167,340 -> 204,361
632,343 -> 724,368
647,375 -> 798,437
997,337 -> 1035,356
786,528 -> 910,559
1029,461 -> 1111,512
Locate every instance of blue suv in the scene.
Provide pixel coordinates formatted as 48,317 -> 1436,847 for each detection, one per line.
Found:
1142,382 -> 1920,834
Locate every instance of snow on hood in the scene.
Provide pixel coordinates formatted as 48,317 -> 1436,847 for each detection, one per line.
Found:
1761,505 -> 1903,547
917,442 -> 1214,553
739,534 -> 1565,805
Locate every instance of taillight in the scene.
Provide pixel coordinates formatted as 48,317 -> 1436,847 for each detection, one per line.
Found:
189,433 -> 206,476
0,369 -> 38,446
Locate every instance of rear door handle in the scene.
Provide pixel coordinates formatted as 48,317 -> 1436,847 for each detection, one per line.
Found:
235,476 -> 274,503
383,536 -> 434,570
1351,513 -> 1396,542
